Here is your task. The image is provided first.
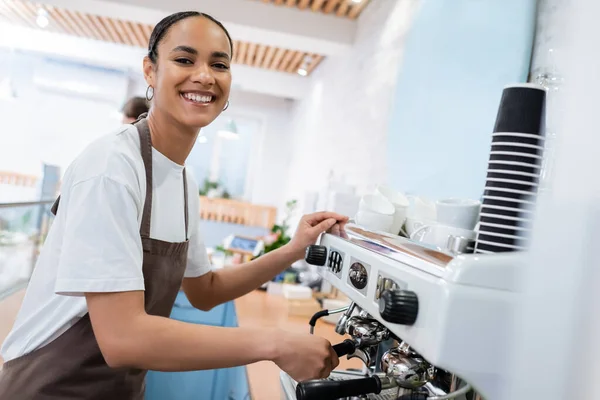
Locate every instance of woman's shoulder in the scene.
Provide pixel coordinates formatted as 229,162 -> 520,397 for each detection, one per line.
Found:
62,124 -> 145,195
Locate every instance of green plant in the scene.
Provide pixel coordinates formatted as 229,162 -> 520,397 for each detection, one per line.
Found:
198,179 -> 219,195
215,245 -> 233,256
198,178 -> 230,199
263,199 -> 298,254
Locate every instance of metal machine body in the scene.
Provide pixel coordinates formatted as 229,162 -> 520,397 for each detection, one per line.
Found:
308,225 -> 522,399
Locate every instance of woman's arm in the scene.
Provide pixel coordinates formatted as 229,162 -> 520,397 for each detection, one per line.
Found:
86,290 -> 339,381
182,212 -> 347,311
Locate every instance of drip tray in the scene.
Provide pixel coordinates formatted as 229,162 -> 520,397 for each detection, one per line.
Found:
280,370 -> 423,400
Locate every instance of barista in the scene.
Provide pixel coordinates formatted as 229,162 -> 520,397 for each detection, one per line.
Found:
0,11 -> 346,399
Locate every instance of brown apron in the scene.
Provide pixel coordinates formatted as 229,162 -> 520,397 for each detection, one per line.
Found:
0,115 -> 190,399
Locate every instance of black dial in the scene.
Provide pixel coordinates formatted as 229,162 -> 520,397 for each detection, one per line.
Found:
305,245 -> 327,266
349,262 -> 368,290
378,289 -> 419,325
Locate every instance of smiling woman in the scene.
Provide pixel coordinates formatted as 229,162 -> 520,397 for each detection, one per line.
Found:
0,10 -> 348,400
143,12 -> 234,164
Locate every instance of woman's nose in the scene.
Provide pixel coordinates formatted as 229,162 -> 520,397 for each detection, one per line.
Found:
192,64 -> 216,86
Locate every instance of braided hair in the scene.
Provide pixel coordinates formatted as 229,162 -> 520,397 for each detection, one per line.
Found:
147,11 -> 233,64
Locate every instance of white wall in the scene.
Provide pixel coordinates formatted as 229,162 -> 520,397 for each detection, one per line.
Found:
227,91 -> 293,208
386,0 -> 536,200
282,0 -> 421,207
0,49 -> 127,179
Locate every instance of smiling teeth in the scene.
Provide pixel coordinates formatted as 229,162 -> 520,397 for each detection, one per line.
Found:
183,93 -> 212,103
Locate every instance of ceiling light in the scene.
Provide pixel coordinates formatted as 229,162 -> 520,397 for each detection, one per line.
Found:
36,8 -> 49,28
297,55 -> 313,76
351,0 -> 362,3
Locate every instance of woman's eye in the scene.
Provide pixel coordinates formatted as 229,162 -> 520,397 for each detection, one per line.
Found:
175,58 -> 193,65
213,63 -> 230,70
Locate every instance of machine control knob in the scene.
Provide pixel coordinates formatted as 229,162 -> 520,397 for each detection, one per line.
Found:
305,245 -> 327,266
378,289 -> 419,325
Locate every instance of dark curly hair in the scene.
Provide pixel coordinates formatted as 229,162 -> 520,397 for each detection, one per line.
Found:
121,96 -> 149,119
147,11 -> 234,64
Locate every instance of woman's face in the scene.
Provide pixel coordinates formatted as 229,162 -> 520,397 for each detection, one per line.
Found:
144,17 -> 232,130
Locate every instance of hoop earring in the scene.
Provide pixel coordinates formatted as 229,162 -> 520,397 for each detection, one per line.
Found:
145,86 -> 154,101
223,100 -> 229,111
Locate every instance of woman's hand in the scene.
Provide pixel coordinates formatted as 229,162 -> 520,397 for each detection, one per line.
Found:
287,211 -> 349,260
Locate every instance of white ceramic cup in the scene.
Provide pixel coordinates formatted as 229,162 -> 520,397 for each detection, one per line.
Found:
355,209 -> 394,233
405,216 -> 436,236
435,198 -> 481,230
411,223 -> 476,249
374,185 -> 409,207
374,185 -> 409,235
359,194 -> 395,215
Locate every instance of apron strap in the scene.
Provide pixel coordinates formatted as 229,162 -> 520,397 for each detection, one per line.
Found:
135,116 -> 153,239
183,168 -> 189,240
50,196 -> 60,216
135,114 -> 189,241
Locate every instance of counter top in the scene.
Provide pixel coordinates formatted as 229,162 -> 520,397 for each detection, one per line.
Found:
234,290 -> 362,400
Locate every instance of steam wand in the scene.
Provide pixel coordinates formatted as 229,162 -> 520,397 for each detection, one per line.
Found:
307,303 -> 354,335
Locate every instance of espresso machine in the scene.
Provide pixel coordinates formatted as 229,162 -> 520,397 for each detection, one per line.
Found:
280,224 -> 522,400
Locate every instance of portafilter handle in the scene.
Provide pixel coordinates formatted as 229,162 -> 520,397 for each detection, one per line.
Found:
295,375 -> 382,400
332,339 -> 356,357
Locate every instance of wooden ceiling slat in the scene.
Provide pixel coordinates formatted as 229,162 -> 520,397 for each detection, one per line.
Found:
231,40 -> 240,64
323,0 -> 341,14
113,18 -> 136,46
298,0 -> 310,9
59,9 -> 96,40
261,46 -> 277,69
253,44 -> 267,67
97,15 -> 121,43
47,7 -> 77,35
310,0 -> 326,12
277,49 -> 295,72
265,0 -> 370,18
76,12 -> 106,41
269,48 -> 286,70
336,1 -> 349,17
141,23 -> 153,41
245,42 -> 256,65
348,0 -> 369,19
3,0 -> 37,29
237,41 -> 248,64
286,51 -> 305,73
130,22 -> 148,48
306,54 -> 323,74
105,16 -> 126,43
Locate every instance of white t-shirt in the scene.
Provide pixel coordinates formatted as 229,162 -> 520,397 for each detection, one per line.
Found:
1,124 -> 212,362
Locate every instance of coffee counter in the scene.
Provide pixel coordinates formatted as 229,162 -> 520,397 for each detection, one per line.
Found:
234,290 -> 363,400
